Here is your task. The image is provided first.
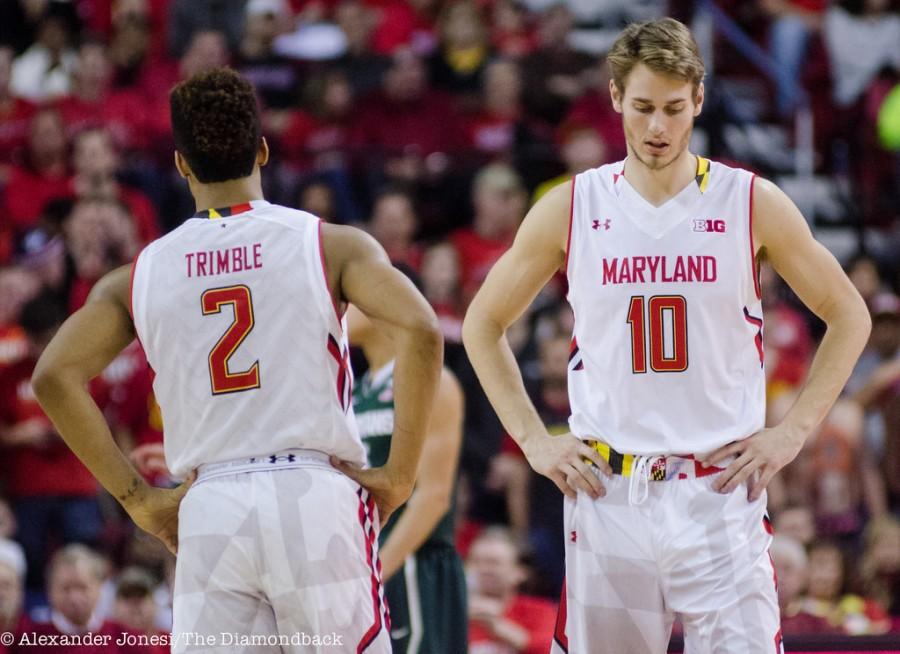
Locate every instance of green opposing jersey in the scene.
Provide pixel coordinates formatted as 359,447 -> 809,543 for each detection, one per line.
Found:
353,361 -> 456,548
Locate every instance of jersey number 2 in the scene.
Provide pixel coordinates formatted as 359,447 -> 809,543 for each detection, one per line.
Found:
201,285 -> 261,394
626,295 -> 688,373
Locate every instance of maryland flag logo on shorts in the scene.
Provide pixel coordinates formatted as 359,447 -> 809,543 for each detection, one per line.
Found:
650,458 -> 667,481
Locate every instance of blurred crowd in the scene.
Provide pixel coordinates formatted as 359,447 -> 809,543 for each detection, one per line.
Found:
0,0 -> 898,650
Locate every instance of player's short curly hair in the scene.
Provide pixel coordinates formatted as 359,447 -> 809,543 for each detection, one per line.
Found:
170,68 -> 261,184
607,18 -> 705,98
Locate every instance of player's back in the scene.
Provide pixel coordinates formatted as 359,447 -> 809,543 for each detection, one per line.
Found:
131,201 -> 364,478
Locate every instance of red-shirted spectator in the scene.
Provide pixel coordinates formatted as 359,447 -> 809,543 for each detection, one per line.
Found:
519,6 -> 593,126
10,545 -> 152,654
3,108 -> 72,234
63,199 -> 139,312
465,59 -> 523,156
363,0 -> 419,55
860,516 -> 900,618
111,568 -> 167,654
0,539 -> 26,637
95,340 -> 162,464
0,267 -> 39,369
565,61 -> 628,162
769,534 -> 841,635
804,540 -> 891,634
69,128 -> 159,246
367,186 -> 422,269
759,264 -> 814,401
421,241 -> 464,344
490,0 -> 537,58
144,31 -> 229,151
451,163 -> 527,306
352,47 -> 463,182
55,41 -> 150,153
0,295 -> 102,593
468,527 -> 558,654
0,46 -> 36,165
274,69 -> 355,173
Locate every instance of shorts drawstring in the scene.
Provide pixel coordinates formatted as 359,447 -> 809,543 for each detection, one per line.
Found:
628,455 -> 652,506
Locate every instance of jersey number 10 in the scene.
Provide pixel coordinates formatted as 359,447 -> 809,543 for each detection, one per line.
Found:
626,295 -> 688,374
201,285 -> 261,394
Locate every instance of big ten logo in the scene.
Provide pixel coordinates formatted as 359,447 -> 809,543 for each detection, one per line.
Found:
692,219 -> 726,233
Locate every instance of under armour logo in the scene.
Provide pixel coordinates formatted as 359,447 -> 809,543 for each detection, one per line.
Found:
269,454 -> 296,464
592,219 -> 611,231
570,530 -> 577,543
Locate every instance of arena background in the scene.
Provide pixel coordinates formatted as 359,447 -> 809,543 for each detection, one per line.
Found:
0,0 -> 898,651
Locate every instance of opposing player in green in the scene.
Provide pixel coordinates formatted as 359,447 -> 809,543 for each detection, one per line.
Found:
348,296 -> 467,654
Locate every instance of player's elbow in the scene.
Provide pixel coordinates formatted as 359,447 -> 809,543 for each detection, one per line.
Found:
462,304 -> 501,354
419,482 -> 453,516
31,357 -> 64,408
407,307 -> 443,360
836,288 -> 872,336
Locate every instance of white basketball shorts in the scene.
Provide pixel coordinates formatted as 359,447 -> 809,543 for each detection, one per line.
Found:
171,449 -> 391,653
551,456 -> 782,654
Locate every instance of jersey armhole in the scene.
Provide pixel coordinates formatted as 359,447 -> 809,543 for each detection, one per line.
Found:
128,255 -> 139,322
129,248 -> 149,353
748,174 -> 761,300
318,219 -> 345,327
564,175 -> 576,278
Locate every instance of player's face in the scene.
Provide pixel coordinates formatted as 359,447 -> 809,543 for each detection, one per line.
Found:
610,63 -> 703,171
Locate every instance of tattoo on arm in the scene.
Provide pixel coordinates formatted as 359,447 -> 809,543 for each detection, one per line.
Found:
117,477 -> 141,504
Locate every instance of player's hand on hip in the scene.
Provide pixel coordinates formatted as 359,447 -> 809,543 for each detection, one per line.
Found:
330,457 -> 412,526
521,432 -> 611,500
124,470 -> 197,555
700,426 -> 805,501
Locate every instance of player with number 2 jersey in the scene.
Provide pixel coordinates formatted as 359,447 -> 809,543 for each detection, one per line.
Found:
33,69 -> 443,653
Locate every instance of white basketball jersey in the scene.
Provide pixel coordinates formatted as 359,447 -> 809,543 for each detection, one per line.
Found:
131,201 -> 365,478
566,158 -> 765,455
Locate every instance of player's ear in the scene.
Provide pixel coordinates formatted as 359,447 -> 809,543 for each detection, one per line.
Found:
609,78 -> 623,114
257,137 -> 270,168
693,81 -> 704,117
174,151 -> 191,179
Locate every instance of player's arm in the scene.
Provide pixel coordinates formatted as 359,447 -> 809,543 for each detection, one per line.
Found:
377,367 -> 463,580
322,225 -> 443,522
702,177 -> 871,499
462,182 -> 607,499
31,266 -> 194,553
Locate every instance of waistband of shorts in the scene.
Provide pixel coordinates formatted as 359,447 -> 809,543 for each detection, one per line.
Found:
584,440 -> 723,481
195,449 -> 333,483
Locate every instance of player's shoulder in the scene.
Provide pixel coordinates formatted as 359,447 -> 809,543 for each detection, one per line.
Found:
704,157 -> 755,192
573,158 -> 626,191
140,203 -> 321,260
250,202 -> 320,231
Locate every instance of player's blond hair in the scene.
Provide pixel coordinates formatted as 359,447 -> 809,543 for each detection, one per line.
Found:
607,18 -> 705,98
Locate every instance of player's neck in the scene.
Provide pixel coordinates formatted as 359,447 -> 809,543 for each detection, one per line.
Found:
190,173 -> 265,213
623,149 -> 697,207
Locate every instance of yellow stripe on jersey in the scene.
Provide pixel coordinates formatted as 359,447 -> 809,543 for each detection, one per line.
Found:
208,208 -> 222,219
695,156 -> 710,193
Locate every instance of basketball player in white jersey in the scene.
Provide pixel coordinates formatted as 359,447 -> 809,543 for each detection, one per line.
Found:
32,69 -> 443,653
463,18 -> 871,653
